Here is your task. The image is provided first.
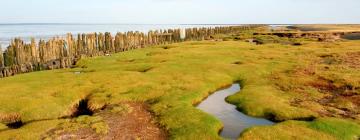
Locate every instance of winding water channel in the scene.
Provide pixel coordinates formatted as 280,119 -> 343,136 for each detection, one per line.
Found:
197,84 -> 274,139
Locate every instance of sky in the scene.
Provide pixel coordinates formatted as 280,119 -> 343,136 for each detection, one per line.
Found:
0,0 -> 360,24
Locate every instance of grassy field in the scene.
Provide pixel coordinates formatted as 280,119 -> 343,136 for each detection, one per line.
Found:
0,28 -> 359,139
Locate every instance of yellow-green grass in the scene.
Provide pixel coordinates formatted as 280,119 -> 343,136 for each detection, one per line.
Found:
240,118 -> 360,140
0,120 -> 64,140
292,24 -> 360,32
0,38 -> 359,139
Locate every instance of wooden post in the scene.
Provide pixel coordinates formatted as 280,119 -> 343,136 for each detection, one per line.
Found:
30,38 -> 38,64
38,40 -> 45,64
97,33 -> 104,53
86,33 -> 96,56
104,32 -> 112,53
114,33 -> 124,53
66,33 -> 75,58
118,33 -> 125,52
147,31 -> 152,45
0,46 -> 4,68
4,44 -> 15,67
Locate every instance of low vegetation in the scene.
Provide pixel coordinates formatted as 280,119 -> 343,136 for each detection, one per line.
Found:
289,24 -> 360,32
241,118 -> 360,140
0,26 -> 359,139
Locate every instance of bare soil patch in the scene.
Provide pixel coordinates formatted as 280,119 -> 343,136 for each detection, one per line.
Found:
43,103 -> 167,140
341,52 -> 360,68
102,103 -> 167,140
273,53 -> 360,121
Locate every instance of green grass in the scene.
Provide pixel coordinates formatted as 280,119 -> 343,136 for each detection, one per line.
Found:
308,118 -> 360,140
240,118 -> 360,140
0,120 -> 64,140
0,38 -> 359,139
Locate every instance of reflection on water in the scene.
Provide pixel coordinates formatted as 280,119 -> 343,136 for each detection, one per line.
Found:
197,84 -> 274,139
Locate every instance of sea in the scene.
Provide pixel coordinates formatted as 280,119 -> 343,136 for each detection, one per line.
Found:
0,24 -> 235,49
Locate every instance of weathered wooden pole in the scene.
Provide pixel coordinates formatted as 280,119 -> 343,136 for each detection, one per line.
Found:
97,33 -> 104,53
118,32 -> 125,52
29,38 -> 38,64
4,44 -> 15,67
0,46 -> 4,68
86,33 -> 96,56
81,34 -> 87,55
140,32 -> 146,48
104,32 -> 112,53
76,34 -> 82,57
147,31 -> 152,45
38,40 -> 46,64
114,33 -> 120,53
128,31 -> 134,50
66,33 -> 74,58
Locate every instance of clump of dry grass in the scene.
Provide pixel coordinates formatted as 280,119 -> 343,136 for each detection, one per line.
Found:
0,113 -> 21,125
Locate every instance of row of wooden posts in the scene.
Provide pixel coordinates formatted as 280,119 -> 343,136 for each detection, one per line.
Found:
0,25 -> 257,78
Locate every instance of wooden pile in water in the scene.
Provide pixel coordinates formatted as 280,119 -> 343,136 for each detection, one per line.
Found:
0,25 -> 258,78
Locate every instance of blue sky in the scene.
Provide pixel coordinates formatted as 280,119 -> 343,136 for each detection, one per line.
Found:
1,0 -> 359,24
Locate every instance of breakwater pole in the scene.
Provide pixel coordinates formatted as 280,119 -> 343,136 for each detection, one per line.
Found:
0,25 -> 260,78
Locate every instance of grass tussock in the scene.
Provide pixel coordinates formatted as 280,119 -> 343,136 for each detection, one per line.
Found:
0,113 -> 21,125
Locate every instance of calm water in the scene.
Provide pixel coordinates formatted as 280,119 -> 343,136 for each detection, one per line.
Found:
0,24 -> 234,48
197,84 -> 274,139
341,33 -> 360,40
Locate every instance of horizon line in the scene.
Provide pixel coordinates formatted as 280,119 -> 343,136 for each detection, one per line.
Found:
0,23 -> 359,25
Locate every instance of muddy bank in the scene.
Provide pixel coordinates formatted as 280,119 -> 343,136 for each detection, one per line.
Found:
43,103 -> 167,140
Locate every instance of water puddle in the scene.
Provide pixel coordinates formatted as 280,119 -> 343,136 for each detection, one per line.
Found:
197,84 -> 274,139
342,33 -> 360,40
